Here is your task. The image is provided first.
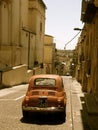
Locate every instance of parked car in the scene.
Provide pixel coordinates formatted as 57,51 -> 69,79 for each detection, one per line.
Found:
22,74 -> 67,120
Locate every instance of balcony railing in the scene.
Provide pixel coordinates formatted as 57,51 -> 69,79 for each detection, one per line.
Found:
94,0 -> 98,7
0,0 -> 12,4
84,0 -> 93,3
81,0 -> 97,23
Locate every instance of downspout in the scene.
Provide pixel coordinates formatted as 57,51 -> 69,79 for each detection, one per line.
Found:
28,32 -> 30,69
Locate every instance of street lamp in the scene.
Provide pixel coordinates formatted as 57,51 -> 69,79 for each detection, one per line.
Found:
74,27 -> 86,31
74,28 -> 82,31
64,27 -> 86,50
64,31 -> 81,49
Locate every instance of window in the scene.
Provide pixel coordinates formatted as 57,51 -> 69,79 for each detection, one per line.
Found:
34,78 -> 56,86
40,22 -> 42,32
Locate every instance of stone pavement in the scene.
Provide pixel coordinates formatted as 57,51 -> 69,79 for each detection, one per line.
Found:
71,79 -> 89,130
72,78 -> 98,130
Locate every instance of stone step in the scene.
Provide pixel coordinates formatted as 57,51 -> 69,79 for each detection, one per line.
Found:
85,93 -> 98,114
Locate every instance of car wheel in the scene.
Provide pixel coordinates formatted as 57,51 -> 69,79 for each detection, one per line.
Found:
59,109 -> 66,122
23,110 -> 29,118
61,111 -> 66,122
56,110 -> 66,122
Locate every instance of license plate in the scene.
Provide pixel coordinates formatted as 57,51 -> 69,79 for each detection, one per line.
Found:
39,98 -> 47,108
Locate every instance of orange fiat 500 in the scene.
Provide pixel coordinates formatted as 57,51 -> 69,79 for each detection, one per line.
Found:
22,74 -> 67,119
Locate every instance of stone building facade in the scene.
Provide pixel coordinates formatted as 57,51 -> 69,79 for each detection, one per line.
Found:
75,0 -> 98,101
44,34 -> 56,74
55,49 -> 75,76
0,0 -> 46,87
0,0 -> 46,69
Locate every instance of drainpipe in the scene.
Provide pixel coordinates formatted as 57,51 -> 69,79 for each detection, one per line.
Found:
22,27 -> 36,69
0,70 -> 2,87
28,32 -> 30,69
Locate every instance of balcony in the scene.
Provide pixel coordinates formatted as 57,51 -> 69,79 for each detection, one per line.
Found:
94,0 -> 98,7
81,0 -> 97,23
0,0 -> 12,4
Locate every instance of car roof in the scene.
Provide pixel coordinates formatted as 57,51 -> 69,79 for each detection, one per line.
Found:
30,74 -> 61,79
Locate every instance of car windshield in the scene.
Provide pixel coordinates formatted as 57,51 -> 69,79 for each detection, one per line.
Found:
34,78 -> 56,86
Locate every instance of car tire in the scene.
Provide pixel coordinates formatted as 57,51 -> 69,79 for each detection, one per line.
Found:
23,110 -> 29,118
61,111 -> 66,122
60,107 -> 66,122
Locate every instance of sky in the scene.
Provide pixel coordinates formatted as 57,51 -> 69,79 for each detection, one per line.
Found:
43,0 -> 84,50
